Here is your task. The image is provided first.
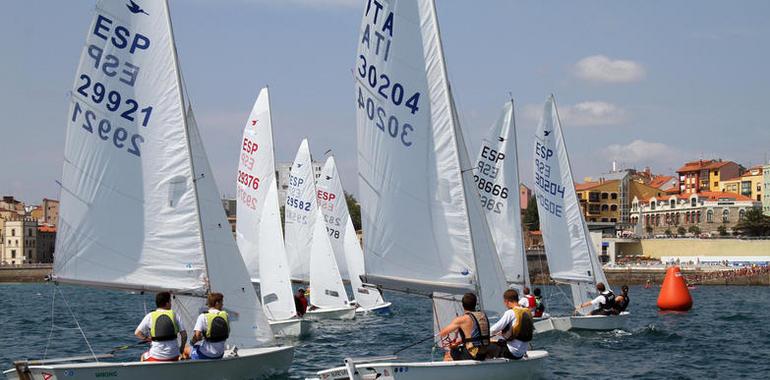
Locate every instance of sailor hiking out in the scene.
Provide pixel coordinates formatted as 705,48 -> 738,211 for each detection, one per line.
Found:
134,292 -> 187,362
490,289 -> 533,360
576,282 -> 616,316
189,292 -> 230,360
438,293 -> 491,361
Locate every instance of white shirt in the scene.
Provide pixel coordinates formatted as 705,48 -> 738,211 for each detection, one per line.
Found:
135,309 -> 186,360
590,294 -> 607,307
193,309 -> 227,358
518,298 -> 530,309
489,309 -> 528,358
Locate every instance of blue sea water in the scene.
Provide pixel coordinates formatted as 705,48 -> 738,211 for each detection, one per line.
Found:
2,283 -> 769,379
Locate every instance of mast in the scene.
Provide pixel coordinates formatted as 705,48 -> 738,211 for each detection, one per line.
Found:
508,98 -> 530,288
163,0 -> 211,291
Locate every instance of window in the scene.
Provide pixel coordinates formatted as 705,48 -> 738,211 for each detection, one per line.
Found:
601,218 -> 609,222
601,205 -> 609,211
601,192 -> 609,200
11,250 -> 16,258
27,229 -> 32,236
610,205 -> 618,211
610,193 -> 618,200
670,199 -> 676,208
589,192 -> 600,202
11,229 -> 15,237
610,218 -> 617,223
723,209 -> 730,223
655,214 -> 660,226
707,209 -> 714,223
691,198 -> 697,207
714,182 -> 719,188
738,209 -> 745,221
650,201 -> 656,211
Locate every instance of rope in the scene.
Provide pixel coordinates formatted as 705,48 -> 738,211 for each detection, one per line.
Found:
57,286 -> 98,361
42,285 -> 57,359
392,334 -> 438,355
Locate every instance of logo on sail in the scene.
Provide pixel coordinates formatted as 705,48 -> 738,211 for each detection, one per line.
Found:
126,0 -> 149,15
544,130 -> 551,136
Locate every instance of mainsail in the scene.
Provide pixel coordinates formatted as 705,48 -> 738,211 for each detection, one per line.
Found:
317,157 -> 386,309
54,0 -> 272,347
284,139 -> 315,282
355,0 -> 507,324
532,96 -> 610,309
236,87 -> 297,321
475,101 -> 529,288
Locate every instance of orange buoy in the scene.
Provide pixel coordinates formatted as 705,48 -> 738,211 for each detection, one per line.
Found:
657,266 -> 693,311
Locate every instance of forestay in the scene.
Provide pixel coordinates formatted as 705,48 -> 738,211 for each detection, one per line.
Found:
475,101 -> 529,288
284,139 -> 315,282
355,0 -> 506,318
318,157 -> 385,309
235,88 -> 297,321
532,96 -> 609,308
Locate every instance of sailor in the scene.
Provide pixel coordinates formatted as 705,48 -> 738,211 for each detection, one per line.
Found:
134,291 -> 187,362
294,288 -> 308,317
533,287 -> 545,318
490,289 -> 533,360
189,292 -> 230,360
518,287 -> 537,314
576,282 -> 616,316
438,293 -> 490,361
614,285 -> 630,313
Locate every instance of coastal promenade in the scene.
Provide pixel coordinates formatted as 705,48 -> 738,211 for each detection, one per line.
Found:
0,264 -> 51,282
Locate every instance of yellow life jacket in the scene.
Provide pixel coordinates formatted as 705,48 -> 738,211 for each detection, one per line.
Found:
502,306 -> 533,343
150,309 -> 179,342
204,310 -> 230,343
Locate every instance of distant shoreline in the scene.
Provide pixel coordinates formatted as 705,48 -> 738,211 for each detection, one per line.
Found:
2,264 -> 769,286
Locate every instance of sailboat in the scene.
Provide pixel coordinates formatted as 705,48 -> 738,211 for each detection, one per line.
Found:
284,140 -> 356,320
314,1 -> 547,378
236,87 -> 311,337
317,157 -> 392,314
6,1 -> 293,379
531,95 -> 629,331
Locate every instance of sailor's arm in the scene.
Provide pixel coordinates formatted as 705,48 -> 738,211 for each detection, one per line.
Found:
437,316 -> 464,337
178,330 -> 187,353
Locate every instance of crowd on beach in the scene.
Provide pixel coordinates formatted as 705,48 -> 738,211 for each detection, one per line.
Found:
686,265 -> 770,284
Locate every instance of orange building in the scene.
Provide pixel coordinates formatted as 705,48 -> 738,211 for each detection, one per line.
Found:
676,159 -> 740,194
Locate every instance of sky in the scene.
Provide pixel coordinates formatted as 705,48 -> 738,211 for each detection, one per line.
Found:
1,0 -> 769,204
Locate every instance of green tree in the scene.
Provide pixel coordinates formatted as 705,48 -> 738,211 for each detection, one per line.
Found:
346,192 -> 362,231
688,225 -> 701,235
677,226 -> 686,236
717,225 -> 728,236
523,195 -> 539,231
733,208 -> 770,237
664,228 -> 673,237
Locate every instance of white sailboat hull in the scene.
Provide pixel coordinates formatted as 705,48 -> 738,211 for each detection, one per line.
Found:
546,312 -> 630,331
269,318 -> 312,338
313,350 -> 548,380
5,346 -> 293,380
356,302 -> 392,315
305,305 -> 357,320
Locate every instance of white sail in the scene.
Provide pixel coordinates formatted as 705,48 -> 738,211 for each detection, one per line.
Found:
235,88 -> 297,321
186,107 -> 274,346
355,0 -> 507,318
284,139 -> 316,282
55,0 -> 272,347
317,157 -> 385,309
55,0 -> 206,294
475,101 -> 529,288
532,96 -> 609,309
308,206 -> 351,309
